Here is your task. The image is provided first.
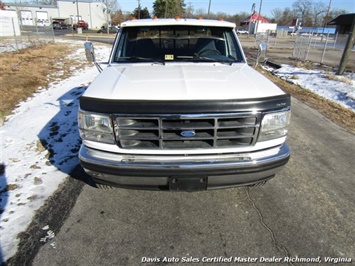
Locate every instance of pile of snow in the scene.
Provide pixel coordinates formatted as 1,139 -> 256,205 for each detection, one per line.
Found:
272,65 -> 355,112
0,39 -> 33,54
0,41 -> 110,261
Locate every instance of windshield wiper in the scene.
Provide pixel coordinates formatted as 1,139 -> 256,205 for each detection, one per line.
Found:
119,56 -> 165,65
190,55 -> 237,66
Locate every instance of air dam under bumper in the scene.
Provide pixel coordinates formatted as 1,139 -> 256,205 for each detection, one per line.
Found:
79,143 -> 290,191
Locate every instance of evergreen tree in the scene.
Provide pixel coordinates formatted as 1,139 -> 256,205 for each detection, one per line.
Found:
131,7 -> 151,19
153,0 -> 186,18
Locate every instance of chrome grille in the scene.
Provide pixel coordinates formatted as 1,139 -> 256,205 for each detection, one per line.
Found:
115,114 -> 261,150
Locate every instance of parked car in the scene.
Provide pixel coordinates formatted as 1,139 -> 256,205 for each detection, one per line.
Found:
81,18 -> 291,191
236,28 -> 249,34
97,26 -> 120,34
52,21 -> 69,29
73,20 -> 88,30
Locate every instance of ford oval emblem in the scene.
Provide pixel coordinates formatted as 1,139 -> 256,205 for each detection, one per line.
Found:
180,130 -> 196,137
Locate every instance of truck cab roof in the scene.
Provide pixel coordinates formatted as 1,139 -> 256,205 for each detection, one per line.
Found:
120,18 -> 236,28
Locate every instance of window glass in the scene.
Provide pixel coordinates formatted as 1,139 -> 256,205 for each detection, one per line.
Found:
113,26 -> 244,63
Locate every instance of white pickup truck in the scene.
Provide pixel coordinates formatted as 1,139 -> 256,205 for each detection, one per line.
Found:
79,18 -> 291,191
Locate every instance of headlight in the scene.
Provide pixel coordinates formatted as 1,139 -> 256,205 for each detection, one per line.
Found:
78,111 -> 115,144
258,110 -> 291,142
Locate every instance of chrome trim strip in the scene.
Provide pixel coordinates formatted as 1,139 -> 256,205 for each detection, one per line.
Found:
79,143 -> 290,170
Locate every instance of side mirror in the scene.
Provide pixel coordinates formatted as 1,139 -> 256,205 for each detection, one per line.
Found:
84,42 -> 95,62
84,42 -> 102,72
255,42 -> 268,68
258,42 -> 267,62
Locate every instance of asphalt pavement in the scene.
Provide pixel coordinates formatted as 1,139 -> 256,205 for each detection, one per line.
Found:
28,98 -> 355,265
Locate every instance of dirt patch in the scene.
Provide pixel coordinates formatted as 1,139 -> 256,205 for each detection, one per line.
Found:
0,42 -> 88,119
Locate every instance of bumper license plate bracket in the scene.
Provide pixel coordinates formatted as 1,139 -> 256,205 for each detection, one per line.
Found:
169,176 -> 207,191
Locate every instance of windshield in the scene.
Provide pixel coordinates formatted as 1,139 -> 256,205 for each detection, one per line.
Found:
112,25 -> 244,64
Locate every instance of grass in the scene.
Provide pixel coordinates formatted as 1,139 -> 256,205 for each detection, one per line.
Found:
0,42 -> 88,120
323,73 -> 353,85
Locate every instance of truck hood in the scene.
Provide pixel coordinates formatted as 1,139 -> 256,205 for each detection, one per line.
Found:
83,63 -> 285,100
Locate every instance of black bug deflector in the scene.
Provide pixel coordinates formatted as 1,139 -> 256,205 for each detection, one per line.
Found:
79,95 -> 291,114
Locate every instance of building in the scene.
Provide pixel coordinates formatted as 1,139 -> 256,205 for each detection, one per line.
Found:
3,0 -> 108,29
57,0 -> 108,28
240,12 -> 277,34
327,13 -> 355,34
0,10 -> 21,36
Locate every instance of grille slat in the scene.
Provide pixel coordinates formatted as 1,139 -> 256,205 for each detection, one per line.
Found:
115,114 -> 260,150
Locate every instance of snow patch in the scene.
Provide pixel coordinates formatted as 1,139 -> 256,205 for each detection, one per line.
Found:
273,65 -> 355,111
0,41 -> 110,261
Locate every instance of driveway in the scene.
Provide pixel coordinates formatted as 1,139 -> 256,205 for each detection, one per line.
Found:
30,98 -> 355,265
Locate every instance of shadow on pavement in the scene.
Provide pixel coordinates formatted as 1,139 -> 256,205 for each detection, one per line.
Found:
37,85 -> 96,188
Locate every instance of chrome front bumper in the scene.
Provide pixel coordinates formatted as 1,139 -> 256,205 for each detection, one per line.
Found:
79,143 -> 290,190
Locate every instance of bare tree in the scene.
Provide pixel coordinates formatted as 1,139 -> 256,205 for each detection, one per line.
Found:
100,0 -> 118,28
327,8 -> 347,22
185,2 -> 194,18
292,0 -> 313,26
281,7 -> 296,25
215,12 -> 228,20
112,10 -> 132,25
271,8 -> 284,22
194,8 -> 206,18
104,0 -> 118,14
312,1 -> 327,26
232,12 -> 250,26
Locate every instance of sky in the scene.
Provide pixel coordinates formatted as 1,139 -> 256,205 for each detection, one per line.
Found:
0,39 -> 354,262
117,0 -> 355,17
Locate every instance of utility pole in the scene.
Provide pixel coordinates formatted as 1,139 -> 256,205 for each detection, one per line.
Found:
248,3 -> 255,36
75,0 -> 80,24
137,0 -> 141,19
255,0 -> 262,35
207,0 -> 211,18
321,0 -> 332,41
336,15 -> 355,75
324,0 -> 332,28
105,0 -> 109,33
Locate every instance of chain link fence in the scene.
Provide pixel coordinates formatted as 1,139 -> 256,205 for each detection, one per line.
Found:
292,33 -> 353,64
244,31 -> 354,70
0,18 -> 56,53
